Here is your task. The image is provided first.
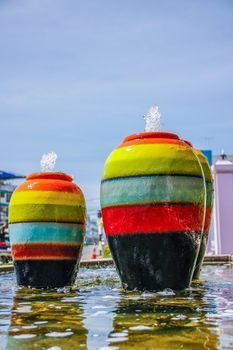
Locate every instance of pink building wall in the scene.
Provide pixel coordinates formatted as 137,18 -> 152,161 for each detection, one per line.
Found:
214,159 -> 233,254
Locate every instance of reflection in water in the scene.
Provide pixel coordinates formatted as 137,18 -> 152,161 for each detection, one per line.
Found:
110,285 -> 218,349
7,287 -> 87,350
80,268 -> 120,349
0,265 -> 233,349
202,265 -> 233,350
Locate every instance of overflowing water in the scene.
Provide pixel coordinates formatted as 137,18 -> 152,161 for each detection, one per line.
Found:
40,152 -> 58,172
1,265 -> 233,349
143,104 -> 161,132
189,147 -> 207,240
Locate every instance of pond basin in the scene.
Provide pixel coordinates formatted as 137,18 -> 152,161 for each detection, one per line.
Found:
0,264 -> 233,349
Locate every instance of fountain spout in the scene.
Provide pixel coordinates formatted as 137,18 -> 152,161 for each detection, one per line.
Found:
40,152 -> 58,172
143,104 -> 161,132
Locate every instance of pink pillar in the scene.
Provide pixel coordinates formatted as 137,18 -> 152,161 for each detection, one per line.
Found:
214,159 -> 233,254
205,166 -> 215,255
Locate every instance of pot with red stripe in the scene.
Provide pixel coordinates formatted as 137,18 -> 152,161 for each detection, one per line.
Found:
100,132 -> 211,291
9,172 -> 86,288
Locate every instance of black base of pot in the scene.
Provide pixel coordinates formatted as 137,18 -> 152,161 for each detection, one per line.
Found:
108,232 -> 200,291
193,237 -> 207,279
14,260 -> 79,288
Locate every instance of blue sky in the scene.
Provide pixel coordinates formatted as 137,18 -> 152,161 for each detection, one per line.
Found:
0,0 -> 233,210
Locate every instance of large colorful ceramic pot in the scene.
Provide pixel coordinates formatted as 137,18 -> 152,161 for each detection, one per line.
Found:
192,148 -> 213,279
9,172 -> 86,288
100,132 -> 207,291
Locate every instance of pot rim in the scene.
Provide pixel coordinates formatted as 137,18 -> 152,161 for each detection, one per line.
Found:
26,172 -> 73,182
123,131 -> 179,143
181,139 -> 193,147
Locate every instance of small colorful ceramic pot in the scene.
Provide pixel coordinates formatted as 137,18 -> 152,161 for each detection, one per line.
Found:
9,172 -> 86,288
101,132 -> 207,291
192,148 -> 213,279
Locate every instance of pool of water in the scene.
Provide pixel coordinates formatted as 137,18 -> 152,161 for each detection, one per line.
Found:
0,264 -> 233,349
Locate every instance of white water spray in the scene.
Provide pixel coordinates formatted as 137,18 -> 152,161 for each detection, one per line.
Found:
40,152 -> 58,172
143,104 -> 161,132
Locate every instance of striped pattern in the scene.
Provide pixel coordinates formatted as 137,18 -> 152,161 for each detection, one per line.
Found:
194,148 -> 213,233
11,243 -> 82,260
103,143 -> 212,182
9,172 -> 86,263
9,203 -> 86,224
194,148 -> 212,181
101,132 -> 213,290
15,179 -> 81,193
102,205 -> 211,235
101,175 -> 212,208
10,190 -> 84,205
118,138 -> 186,148
101,136 -> 207,238
9,186 -> 85,224
193,148 -> 214,279
9,222 -> 84,243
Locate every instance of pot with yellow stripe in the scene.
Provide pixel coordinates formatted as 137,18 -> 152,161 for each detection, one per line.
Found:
9,172 -> 86,288
100,132 -> 209,291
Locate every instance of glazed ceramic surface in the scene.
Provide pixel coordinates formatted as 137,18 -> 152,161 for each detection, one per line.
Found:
9,172 -> 86,288
101,132 -> 209,291
192,149 -> 213,279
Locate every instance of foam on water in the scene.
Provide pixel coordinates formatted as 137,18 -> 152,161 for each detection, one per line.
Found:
13,334 -> 37,339
45,331 -> 74,338
157,288 -> 175,296
129,325 -> 153,331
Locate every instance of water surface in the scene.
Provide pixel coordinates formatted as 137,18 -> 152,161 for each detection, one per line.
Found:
0,265 -> 233,349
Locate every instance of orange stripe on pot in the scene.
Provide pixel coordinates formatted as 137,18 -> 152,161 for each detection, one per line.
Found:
117,131 -> 186,148
14,180 -> 82,193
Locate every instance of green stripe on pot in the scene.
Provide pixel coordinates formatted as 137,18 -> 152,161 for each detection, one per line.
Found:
9,222 -> 85,244
9,203 -> 86,223
102,143 -> 212,181
101,175 -> 212,208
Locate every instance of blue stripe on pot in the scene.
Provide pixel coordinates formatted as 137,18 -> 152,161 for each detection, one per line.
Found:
101,175 -> 210,208
9,222 -> 85,244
